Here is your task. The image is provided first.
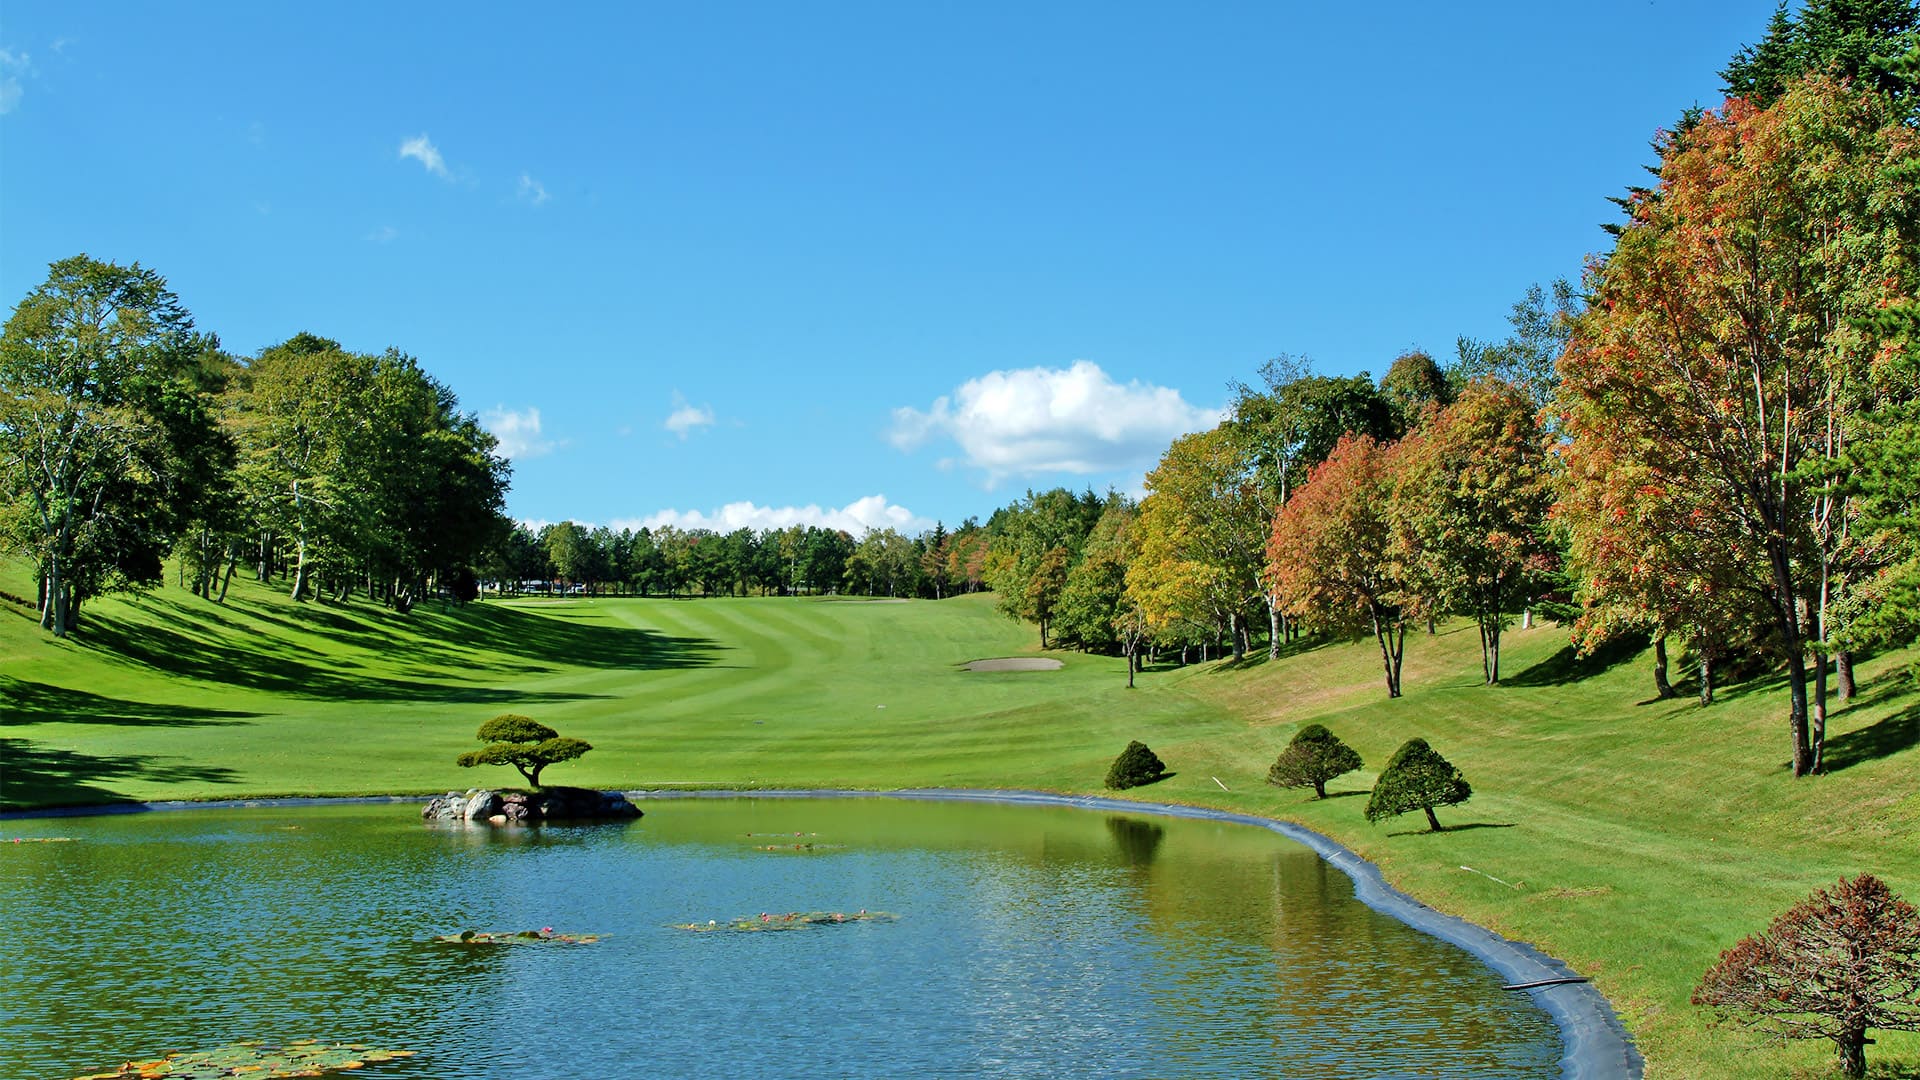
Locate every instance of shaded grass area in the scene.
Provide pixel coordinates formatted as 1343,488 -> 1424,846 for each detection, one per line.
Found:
1,564 -> 1917,1078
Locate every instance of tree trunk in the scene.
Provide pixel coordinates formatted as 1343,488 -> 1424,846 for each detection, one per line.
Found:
1424,805 -> 1442,832
1653,630 -> 1675,699
1371,605 -> 1403,698
1125,642 -> 1136,689
1835,650 -> 1855,701
1837,1022 -> 1867,1079
217,545 -> 238,604
1771,545 -> 1814,776
1698,651 -> 1714,706
1786,649 -> 1813,777
1811,647 -> 1829,774
290,535 -> 310,601
1268,604 -> 1281,660
42,558 -> 68,637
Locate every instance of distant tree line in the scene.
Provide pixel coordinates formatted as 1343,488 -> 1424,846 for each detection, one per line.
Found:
484,518 -> 994,600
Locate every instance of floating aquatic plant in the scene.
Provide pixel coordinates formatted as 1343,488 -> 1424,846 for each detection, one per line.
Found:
431,927 -> 603,945
72,1039 -> 416,1079
6,836 -> 76,843
671,910 -> 896,933
755,842 -> 844,852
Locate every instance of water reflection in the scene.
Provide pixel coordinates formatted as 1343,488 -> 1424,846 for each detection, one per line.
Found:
1106,814 -> 1166,866
0,800 -> 1556,1079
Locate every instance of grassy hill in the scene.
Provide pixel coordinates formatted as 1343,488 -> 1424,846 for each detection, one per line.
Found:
2,566 -> 1916,1078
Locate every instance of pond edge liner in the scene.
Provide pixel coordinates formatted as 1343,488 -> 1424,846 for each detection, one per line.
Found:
2,786 -> 1642,1080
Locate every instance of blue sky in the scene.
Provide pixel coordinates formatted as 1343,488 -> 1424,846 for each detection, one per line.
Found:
1,2 -> 1766,535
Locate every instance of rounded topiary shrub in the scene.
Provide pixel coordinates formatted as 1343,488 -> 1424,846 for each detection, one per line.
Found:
1266,723 -> 1364,799
1106,740 -> 1168,790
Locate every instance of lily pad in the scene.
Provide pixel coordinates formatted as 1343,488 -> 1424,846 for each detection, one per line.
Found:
72,1040 -> 416,1079
431,928 -> 603,945
671,910 -> 897,933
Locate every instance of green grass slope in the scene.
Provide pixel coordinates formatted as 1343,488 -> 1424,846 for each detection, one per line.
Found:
2,567 -> 1916,1078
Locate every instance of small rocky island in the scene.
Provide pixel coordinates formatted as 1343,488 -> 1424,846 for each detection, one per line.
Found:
422,787 -> 643,824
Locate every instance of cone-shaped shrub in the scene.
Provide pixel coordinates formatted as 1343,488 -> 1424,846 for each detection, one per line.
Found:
1266,724 -> 1364,798
1105,740 -> 1168,790
1364,737 -> 1470,832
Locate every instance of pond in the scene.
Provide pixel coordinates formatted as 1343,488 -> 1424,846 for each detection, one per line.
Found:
0,797 -> 1560,1079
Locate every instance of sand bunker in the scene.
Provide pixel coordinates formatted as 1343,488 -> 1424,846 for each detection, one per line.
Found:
966,657 -> 1064,672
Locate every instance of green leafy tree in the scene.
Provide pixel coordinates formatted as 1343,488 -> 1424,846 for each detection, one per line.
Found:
984,487 -> 1105,644
1377,349 -> 1453,433
1105,740 -> 1168,790
1266,724 -> 1363,798
1364,738 -> 1471,832
1694,873 -> 1920,1079
456,714 -> 592,788
0,255 -> 220,636
1723,0 -> 1920,107
1230,361 -> 1400,655
1053,498 -> 1136,654
1452,281 -> 1580,414
1848,300 -> 1920,656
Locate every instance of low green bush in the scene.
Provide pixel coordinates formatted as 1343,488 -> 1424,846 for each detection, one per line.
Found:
1105,740 -> 1168,790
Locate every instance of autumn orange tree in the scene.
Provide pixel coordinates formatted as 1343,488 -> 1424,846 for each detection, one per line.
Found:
1558,75 -> 1920,776
1268,433 -> 1416,697
1389,378 -> 1556,685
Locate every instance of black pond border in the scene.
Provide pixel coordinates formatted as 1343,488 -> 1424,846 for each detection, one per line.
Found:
4,788 -> 1642,1079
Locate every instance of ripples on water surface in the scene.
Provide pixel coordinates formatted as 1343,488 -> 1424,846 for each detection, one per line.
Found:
0,799 -> 1557,1078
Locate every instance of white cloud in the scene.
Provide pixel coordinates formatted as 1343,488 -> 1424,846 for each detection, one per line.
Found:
615,495 -> 932,537
481,405 -> 559,459
663,392 -> 715,439
398,133 -> 448,177
365,224 -> 397,243
890,360 -> 1224,483
517,172 -> 550,205
0,48 -> 31,115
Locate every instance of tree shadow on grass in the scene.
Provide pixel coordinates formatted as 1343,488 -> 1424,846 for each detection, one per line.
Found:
1821,705 -> 1919,773
1385,822 -> 1519,837
0,736 -> 239,811
73,602 -> 723,704
1502,633 -> 1644,688
0,676 -> 260,727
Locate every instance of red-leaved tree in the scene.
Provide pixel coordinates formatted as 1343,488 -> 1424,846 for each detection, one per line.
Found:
1268,432 -> 1416,697
1693,873 -> 1920,1078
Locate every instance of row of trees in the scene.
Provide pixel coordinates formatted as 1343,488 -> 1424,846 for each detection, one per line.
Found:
0,256 -> 511,634
981,2 -> 1920,780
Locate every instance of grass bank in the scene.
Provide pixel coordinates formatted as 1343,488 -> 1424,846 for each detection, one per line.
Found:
2,568 -> 1916,1078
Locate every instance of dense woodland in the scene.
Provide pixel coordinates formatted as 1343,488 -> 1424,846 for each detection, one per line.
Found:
3,2 -> 1918,787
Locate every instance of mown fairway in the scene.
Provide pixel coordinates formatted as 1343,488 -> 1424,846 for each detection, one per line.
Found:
2,570 -> 1917,1079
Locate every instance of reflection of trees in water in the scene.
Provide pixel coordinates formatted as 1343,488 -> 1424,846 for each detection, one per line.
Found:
1105,815 -> 1165,866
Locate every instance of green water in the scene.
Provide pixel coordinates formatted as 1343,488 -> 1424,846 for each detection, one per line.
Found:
0,798 -> 1558,1078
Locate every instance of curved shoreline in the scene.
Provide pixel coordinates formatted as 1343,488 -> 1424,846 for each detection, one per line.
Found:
3,787 -> 1642,1079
